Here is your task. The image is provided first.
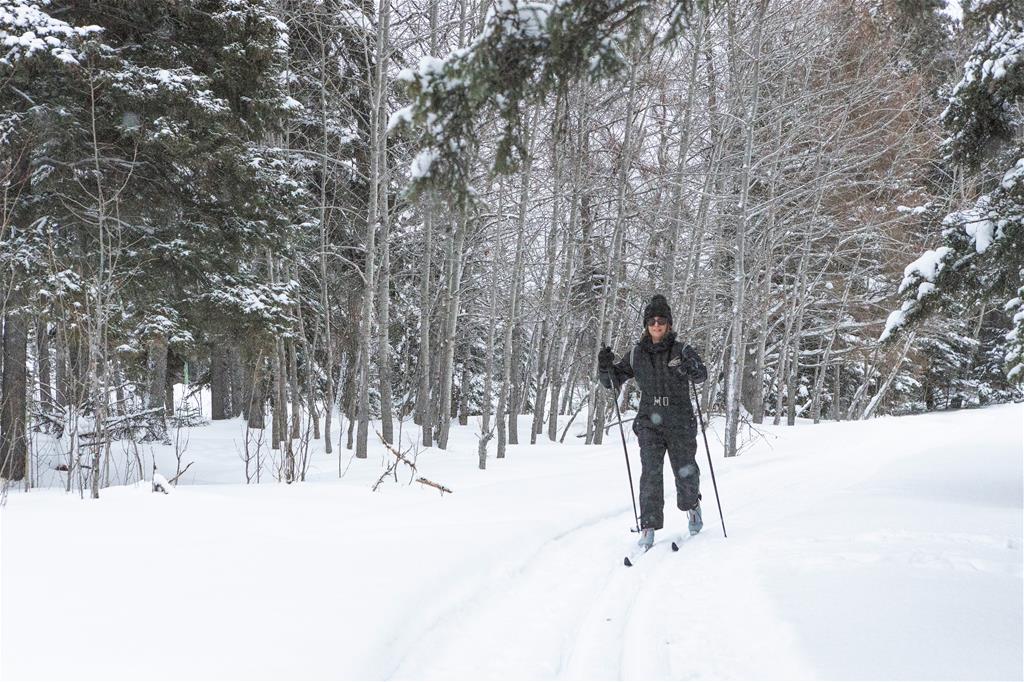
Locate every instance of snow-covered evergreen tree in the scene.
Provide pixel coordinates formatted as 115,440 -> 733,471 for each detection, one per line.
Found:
2,0 -> 307,446
884,4 -> 1024,385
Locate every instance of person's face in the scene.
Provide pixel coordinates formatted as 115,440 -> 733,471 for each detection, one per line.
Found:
647,316 -> 669,342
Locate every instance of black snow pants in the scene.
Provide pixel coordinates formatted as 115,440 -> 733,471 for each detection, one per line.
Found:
636,424 -> 700,531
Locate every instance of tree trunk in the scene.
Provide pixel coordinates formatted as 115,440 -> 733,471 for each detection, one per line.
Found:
288,336 -> 301,441
530,90 -> 567,444
833,361 -> 842,421
274,336 -> 288,459
786,262 -> 811,427
724,0 -> 769,458
35,318 -> 53,420
356,0 -> 392,458
318,37 -> 334,455
229,347 -> 243,418
507,323 -> 522,446
751,291 -> 769,424
1,304 -> 28,481
861,334 -> 915,420
416,195 -> 434,447
437,205 -> 469,450
458,362 -> 470,426
498,115 -> 537,454
589,60 -> 639,447
55,322 -> 69,412
376,104 -> 394,446
479,242 -> 499,469
294,267 -> 318,439
164,369 -> 174,418
210,344 -> 229,420
244,349 -> 266,430
505,124 -> 540,448
414,0 -> 441,449
147,334 -> 169,437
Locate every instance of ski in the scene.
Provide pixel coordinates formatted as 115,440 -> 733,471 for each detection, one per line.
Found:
671,529 -> 702,552
623,534 -> 686,566
623,547 -> 647,567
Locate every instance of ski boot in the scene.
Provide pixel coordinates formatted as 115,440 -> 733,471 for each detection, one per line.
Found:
687,504 -> 703,536
638,528 -> 655,551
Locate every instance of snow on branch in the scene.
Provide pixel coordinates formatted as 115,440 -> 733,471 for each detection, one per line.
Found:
941,15 -> 1024,167
0,0 -> 100,67
898,247 -> 953,295
1005,291 -> 1024,383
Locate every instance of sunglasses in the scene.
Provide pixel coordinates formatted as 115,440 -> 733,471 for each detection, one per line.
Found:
647,317 -> 669,327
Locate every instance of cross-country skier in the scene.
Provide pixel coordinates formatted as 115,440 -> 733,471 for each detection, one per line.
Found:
597,294 -> 708,551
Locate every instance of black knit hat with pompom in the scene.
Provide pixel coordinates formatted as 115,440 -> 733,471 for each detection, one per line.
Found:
642,294 -> 672,326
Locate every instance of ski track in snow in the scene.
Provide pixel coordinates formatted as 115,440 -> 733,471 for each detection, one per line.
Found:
385,507 -> 629,679
388,515 -> 815,680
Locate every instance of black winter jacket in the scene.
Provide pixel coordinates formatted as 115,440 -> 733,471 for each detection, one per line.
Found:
598,331 -> 708,435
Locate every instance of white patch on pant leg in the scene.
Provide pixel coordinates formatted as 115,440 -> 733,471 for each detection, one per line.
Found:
678,463 -> 696,478
651,412 -> 662,425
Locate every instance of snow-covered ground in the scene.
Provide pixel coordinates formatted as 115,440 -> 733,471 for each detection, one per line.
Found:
2,401 -> 1022,680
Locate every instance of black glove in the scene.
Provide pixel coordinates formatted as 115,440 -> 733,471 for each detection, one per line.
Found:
679,344 -> 699,377
598,346 -> 615,372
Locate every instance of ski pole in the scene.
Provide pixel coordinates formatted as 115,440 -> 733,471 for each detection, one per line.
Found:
691,378 -> 727,538
609,380 -> 641,533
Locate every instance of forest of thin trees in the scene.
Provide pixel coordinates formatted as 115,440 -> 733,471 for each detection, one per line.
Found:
1,0 -> 1020,495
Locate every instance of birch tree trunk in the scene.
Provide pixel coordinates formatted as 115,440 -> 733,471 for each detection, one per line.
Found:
833,361 -> 842,421
288,336 -> 301,441
479,242 -> 499,469
530,90 -> 565,444
356,0 -> 391,458
275,335 -> 288,458
497,169 -> 530,458
415,0 -> 441,449
786,266 -> 809,427
416,197 -> 434,446
318,33 -> 334,456
861,333 -> 915,420
724,0 -> 769,458
293,264 -> 318,439
588,58 -> 638,447
377,158 -> 394,446
436,205 -> 469,450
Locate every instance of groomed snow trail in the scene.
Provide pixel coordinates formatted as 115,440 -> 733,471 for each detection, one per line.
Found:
2,403 -> 1021,680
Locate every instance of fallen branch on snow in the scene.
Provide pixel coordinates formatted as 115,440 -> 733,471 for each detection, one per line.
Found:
372,429 -> 453,495
415,477 -> 453,496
